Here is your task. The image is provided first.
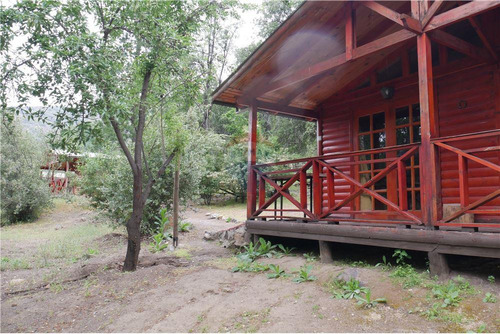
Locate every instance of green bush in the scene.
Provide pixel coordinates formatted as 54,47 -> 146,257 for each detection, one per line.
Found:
1,121 -> 52,225
78,128 -> 218,234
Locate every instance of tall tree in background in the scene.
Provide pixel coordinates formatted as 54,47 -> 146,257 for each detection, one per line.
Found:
1,0 -> 228,271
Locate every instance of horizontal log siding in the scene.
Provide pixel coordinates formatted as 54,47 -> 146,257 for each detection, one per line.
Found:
320,108 -> 353,212
436,65 -> 500,220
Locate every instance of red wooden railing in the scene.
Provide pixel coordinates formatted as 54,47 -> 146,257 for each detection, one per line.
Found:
248,130 -> 500,229
250,144 -> 423,225
432,130 -> 500,228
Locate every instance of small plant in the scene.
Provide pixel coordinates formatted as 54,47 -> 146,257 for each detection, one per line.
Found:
86,248 -> 98,256
178,222 -> 193,232
256,237 -> 277,258
303,252 -> 318,262
355,289 -> 387,309
432,282 -> 461,308
375,255 -> 392,270
487,275 -> 495,284
482,292 -> 497,303
390,264 -> 423,288
393,249 -> 411,265
232,260 -> 269,273
330,278 -> 369,299
149,208 -> 170,252
267,264 -> 288,279
422,303 -> 442,320
293,265 -> 317,283
468,324 -> 487,333
238,242 -> 261,262
278,244 -> 295,256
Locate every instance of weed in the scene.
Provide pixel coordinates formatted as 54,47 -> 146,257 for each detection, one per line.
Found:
49,282 -> 64,293
237,238 -> 277,262
232,260 -> 269,273
393,249 -> 411,265
256,238 -> 277,258
329,278 -> 369,299
173,248 -> 192,260
423,303 -> 442,320
267,264 -> 288,279
303,252 -> 318,262
431,282 -> 461,308
375,255 -> 392,270
390,264 -> 423,288
355,289 -> 387,309
487,275 -> 495,284
467,324 -> 487,333
277,244 -> 295,256
83,276 -> 99,297
178,222 -> 193,232
292,265 -> 317,283
149,208 -> 170,252
482,292 -> 497,303
0,257 -> 31,271
453,276 -> 477,295
312,304 -> 324,319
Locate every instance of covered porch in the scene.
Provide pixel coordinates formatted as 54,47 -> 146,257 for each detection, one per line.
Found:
212,0 -> 500,267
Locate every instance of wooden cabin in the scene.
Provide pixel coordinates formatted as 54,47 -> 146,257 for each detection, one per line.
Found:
212,0 -> 500,276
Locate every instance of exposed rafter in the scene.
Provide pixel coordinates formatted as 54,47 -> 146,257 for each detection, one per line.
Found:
361,1 -> 422,33
468,16 -> 498,62
429,29 -> 492,63
421,0 -> 444,28
253,101 -> 317,121
425,0 -> 500,32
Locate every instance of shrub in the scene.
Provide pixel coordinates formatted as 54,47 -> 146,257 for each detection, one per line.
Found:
1,121 -> 51,225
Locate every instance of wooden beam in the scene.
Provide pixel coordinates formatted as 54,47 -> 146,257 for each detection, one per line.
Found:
421,0 -> 444,28
247,103 -> 258,219
425,0 -> 500,32
417,32 -> 441,227
361,1 -> 422,33
468,16 -> 498,61
345,1 -> 356,60
255,101 -> 317,120
253,29 -> 416,98
429,29 -> 492,63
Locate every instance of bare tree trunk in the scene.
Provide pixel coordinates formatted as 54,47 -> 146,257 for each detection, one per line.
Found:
123,173 -> 144,271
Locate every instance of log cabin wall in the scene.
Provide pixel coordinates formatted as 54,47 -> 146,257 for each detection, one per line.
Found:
319,63 -> 500,222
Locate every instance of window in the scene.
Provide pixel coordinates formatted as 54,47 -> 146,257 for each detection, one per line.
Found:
357,112 -> 388,211
395,103 -> 421,210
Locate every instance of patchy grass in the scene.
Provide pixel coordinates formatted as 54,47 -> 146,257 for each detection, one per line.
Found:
172,248 -> 192,260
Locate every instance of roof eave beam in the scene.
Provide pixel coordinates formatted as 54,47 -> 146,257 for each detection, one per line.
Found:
468,16 -> 498,62
424,0 -> 500,32
237,100 -> 317,121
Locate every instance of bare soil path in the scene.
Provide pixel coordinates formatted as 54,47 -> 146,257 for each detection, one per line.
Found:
1,200 -> 499,333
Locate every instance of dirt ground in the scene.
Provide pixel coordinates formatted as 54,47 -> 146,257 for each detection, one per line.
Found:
1,200 -> 499,333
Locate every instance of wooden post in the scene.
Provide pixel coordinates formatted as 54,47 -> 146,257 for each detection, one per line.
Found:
458,155 -> 469,208
317,117 -> 323,156
428,250 -> 450,279
247,103 -> 258,219
172,156 -> 180,248
417,30 -> 441,227
319,241 -> 334,264
259,176 -> 266,208
345,1 -> 356,61
397,160 -> 408,211
313,160 -> 322,217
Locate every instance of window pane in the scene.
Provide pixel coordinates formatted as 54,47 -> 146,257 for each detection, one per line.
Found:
374,196 -> 387,210
414,168 -> 420,187
415,191 -> 421,210
412,104 -> 420,122
407,191 -> 412,210
396,106 -> 410,125
397,127 -> 410,145
359,135 -> 370,150
375,178 -> 386,190
373,132 -> 386,148
373,112 -> 385,130
413,125 -> 421,143
359,116 -> 370,133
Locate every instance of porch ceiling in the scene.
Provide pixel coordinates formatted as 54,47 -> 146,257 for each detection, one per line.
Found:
212,1 -> 416,111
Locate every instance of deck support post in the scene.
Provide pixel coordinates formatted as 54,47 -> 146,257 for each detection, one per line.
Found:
319,241 -> 334,264
252,234 -> 261,246
416,20 -> 442,227
428,250 -> 450,279
247,103 -> 258,219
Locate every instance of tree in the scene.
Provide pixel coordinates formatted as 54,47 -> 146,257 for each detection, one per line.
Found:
1,0 -> 227,271
1,120 -> 52,225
